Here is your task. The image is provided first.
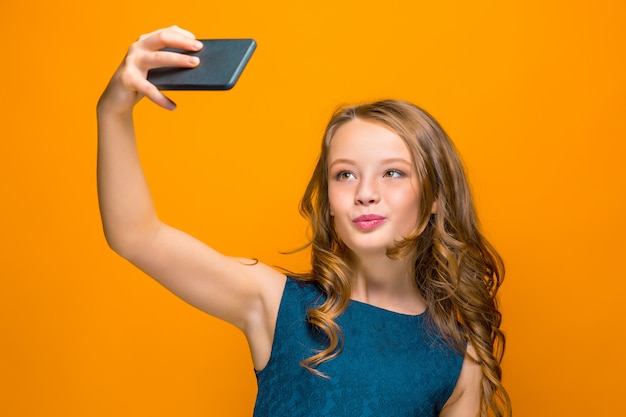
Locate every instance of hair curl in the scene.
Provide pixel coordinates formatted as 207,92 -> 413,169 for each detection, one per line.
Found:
293,99 -> 511,417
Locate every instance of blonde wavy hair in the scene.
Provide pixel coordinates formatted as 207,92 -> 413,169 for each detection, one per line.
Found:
293,100 -> 511,417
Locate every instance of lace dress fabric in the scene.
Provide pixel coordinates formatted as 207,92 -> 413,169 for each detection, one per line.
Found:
254,277 -> 464,417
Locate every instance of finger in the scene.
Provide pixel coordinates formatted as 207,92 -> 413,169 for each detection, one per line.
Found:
133,77 -> 177,111
125,28 -> 202,74
138,26 -> 203,54
139,25 -> 197,41
168,25 -> 197,39
136,49 -> 200,73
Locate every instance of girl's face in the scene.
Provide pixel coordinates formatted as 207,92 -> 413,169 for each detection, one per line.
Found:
327,118 -> 421,257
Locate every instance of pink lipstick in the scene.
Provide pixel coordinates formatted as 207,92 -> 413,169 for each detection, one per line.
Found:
353,214 -> 386,230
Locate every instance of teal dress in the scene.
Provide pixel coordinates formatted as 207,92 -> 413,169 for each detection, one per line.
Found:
254,278 -> 464,417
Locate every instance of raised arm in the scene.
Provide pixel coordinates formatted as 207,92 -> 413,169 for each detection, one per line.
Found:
96,26 -> 285,369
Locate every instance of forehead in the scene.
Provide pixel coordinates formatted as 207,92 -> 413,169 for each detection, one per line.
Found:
327,118 -> 412,162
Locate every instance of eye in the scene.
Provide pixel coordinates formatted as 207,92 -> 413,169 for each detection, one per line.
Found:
383,169 -> 405,178
335,170 -> 355,181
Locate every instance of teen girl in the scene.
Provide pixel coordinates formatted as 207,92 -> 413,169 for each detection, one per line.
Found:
97,26 -> 511,417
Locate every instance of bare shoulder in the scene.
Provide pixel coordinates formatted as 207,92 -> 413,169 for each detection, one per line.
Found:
234,259 -> 287,370
234,257 -> 287,319
439,344 -> 482,417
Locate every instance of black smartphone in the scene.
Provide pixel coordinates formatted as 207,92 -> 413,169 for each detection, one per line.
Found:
147,39 -> 256,90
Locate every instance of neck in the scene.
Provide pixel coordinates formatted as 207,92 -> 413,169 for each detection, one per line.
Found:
348,251 -> 426,315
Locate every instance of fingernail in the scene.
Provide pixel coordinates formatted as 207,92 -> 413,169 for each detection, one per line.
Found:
189,56 -> 200,66
193,41 -> 203,50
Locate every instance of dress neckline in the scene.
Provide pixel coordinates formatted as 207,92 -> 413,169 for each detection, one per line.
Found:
348,298 -> 427,318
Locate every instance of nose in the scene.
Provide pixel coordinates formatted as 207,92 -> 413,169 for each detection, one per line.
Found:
355,177 -> 380,206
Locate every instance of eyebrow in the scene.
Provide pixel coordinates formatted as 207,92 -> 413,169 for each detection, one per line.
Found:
328,157 -> 413,169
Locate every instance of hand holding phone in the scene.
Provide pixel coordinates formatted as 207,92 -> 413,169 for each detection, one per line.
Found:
147,39 -> 256,90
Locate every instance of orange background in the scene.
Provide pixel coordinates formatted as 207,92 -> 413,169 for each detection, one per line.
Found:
1,1 -> 625,416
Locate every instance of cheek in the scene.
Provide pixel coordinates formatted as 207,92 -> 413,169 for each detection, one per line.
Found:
393,192 -> 421,227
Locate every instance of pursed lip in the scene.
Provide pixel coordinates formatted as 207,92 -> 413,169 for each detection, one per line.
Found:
352,214 -> 386,230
